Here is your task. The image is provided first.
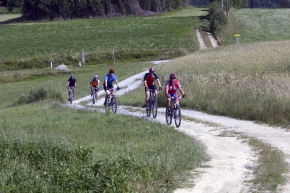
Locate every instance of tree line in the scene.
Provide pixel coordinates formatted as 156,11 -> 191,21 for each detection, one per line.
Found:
1,0 -> 289,20
1,0 -> 187,20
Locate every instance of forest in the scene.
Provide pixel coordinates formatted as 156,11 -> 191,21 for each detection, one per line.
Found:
0,0 -> 289,21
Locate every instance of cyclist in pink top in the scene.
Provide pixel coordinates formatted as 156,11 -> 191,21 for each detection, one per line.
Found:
165,74 -> 186,110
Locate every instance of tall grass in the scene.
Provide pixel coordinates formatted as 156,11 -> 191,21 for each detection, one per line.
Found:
153,40 -> 290,126
121,40 -> 290,127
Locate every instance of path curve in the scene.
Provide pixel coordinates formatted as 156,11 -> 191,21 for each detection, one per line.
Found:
63,66 -> 290,193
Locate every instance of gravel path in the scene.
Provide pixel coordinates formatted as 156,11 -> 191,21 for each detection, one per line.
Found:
62,33 -> 290,193
64,67 -> 290,192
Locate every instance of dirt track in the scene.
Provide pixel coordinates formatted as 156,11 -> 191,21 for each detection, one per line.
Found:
63,32 -> 290,193
66,66 -> 290,192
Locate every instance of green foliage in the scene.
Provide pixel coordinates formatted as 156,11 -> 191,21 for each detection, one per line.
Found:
0,139 -> 94,192
14,88 -> 62,105
232,0 -> 248,8
0,7 -> 21,14
208,1 -> 227,34
0,137 -> 154,192
0,104 -> 208,192
21,0 -> 187,20
92,157 -> 150,192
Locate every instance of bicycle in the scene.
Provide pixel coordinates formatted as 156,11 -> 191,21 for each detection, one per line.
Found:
67,86 -> 75,104
146,88 -> 159,118
165,96 -> 183,127
90,86 -> 99,104
104,88 -> 118,113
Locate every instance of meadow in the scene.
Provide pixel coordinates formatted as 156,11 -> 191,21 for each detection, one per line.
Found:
0,7 -> 203,71
0,7 -> 210,192
1,6 -> 290,192
213,8 -> 290,45
121,8 -> 290,127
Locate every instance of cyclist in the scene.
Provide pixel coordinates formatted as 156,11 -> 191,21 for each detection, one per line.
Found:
165,74 -> 186,115
103,69 -> 120,106
143,67 -> 162,109
67,74 -> 77,100
90,75 -> 100,101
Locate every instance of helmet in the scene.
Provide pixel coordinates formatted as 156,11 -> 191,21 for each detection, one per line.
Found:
109,69 -> 114,73
169,74 -> 176,79
149,67 -> 155,73
94,75 -> 98,79
70,74 -> 74,78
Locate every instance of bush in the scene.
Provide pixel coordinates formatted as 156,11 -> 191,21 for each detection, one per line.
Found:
208,1 -> 227,35
14,87 -> 63,105
0,138 -> 150,192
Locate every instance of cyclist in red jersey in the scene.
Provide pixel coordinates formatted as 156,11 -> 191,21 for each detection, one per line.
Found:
165,74 -> 186,111
143,67 -> 162,109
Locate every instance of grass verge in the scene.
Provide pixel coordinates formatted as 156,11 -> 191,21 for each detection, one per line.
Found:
247,137 -> 288,192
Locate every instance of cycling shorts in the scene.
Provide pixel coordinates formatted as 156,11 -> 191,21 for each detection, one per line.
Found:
145,85 -> 157,92
103,84 -> 113,90
167,93 -> 180,101
92,87 -> 99,92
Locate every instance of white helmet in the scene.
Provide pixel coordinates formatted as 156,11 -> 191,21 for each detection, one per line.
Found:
94,75 -> 98,78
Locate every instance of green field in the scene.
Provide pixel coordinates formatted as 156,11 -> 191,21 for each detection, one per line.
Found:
0,9 -> 203,70
1,6 -> 290,192
0,7 -> 210,192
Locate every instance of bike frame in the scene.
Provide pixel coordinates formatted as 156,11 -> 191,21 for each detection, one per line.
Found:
67,86 -> 75,104
166,96 -> 182,127
91,86 -> 98,104
105,88 -> 118,113
146,88 -> 158,118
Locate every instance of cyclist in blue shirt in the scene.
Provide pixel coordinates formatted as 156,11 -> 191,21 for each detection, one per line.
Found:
103,69 -> 120,106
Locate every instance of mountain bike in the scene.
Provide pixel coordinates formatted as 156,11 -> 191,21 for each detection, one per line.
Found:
146,88 -> 159,118
67,86 -> 75,104
105,88 -> 118,113
90,86 -> 99,104
165,96 -> 183,127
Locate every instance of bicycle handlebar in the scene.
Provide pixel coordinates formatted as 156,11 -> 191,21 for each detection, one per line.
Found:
170,96 -> 184,100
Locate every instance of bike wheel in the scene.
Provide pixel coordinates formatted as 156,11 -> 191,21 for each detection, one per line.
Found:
92,92 -> 95,104
146,99 -> 151,117
69,91 -> 73,104
165,108 -> 172,125
146,104 -> 151,117
174,106 -> 181,127
152,99 -> 158,118
111,97 -> 118,113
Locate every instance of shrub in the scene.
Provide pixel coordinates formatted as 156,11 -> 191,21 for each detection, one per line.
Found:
208,1 -> 227,35
14,87 -> 63,105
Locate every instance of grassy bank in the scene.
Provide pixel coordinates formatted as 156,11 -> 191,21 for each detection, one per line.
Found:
0,102 -> 209,192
